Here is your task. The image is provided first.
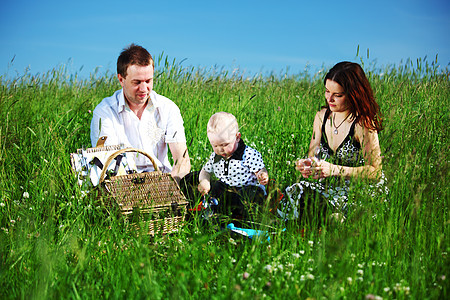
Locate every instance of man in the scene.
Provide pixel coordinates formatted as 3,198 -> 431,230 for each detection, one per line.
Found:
90,43 -> 190,183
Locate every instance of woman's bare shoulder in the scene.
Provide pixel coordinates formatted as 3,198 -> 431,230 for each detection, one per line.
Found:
315,108 -> 328,121
355,122 -> 379,143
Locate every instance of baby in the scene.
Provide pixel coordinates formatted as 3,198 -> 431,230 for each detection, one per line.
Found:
198,112 -> 269,218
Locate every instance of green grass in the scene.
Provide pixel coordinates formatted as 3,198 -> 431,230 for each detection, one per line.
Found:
0,56 -> 448,299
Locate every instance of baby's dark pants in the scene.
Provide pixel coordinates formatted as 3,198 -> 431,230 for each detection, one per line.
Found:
180,171 -> 265,219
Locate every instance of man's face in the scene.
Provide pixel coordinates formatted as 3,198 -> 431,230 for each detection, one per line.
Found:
118,64 -> 154,106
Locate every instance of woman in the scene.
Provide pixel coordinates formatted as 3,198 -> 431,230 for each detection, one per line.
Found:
278,61 -> 387,223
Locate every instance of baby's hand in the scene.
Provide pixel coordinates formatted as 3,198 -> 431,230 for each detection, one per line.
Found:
198,179 -> 211,195
256,169 -> 269,185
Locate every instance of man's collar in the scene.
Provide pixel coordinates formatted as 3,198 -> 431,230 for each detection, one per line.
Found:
148,90 -> 160,109
118,89 -> 158,113
118,90 -> 127,113
213,139 -> 246,163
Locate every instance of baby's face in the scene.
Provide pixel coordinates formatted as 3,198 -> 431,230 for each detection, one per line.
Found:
208,132 -> 240,159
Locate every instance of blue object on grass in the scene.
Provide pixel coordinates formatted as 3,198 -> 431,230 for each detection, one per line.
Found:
227,223 -> 285,242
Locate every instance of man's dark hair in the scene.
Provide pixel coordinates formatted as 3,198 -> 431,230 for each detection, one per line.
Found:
117,43 -> 154,77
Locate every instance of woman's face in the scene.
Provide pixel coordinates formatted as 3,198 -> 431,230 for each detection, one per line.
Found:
325,79 -> 348,112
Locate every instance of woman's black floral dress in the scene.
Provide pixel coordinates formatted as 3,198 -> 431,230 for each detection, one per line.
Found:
278,109 -> 388,221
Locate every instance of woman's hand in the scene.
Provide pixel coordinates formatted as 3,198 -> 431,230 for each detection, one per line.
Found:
296,158 -> 338,179
311,160 -> 338,179
295,158 -> 315,178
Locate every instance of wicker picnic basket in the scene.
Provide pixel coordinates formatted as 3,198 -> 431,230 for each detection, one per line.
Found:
71,146 -> 188,235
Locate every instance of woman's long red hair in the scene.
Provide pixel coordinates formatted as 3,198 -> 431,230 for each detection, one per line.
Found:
324,62 -> 383,132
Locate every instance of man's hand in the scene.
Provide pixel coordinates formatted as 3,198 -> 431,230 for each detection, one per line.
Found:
169,142 -> 191,184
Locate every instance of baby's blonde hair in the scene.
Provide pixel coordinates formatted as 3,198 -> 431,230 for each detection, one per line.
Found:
207,112 -> 239,140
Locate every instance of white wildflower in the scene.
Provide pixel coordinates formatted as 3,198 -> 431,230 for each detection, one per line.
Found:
365,294 -> 382,300
299,250 -> 305,255
300,275 -> 305,281
347,277 -> 353,284
0,202 -> 5,207
357,269 -> 364,276
306,273 -> 315,280
292,253 -> 300,259
23,192 -> 30,199
308,240 -> 314,246
264,265 -> 272,272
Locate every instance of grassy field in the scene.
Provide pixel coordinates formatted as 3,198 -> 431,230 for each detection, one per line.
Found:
0,56 -> 448,299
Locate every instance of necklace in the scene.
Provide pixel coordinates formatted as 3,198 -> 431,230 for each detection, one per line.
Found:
332,113 -> 350,135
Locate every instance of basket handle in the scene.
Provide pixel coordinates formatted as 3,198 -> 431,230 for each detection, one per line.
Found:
99,148 -> 159,184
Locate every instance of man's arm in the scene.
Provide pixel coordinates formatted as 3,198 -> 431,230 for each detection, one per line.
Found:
90,111 -> 120,147
168,142 -> 191,184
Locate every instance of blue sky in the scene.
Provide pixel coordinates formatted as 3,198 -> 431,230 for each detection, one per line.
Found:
1,0 -> 449,78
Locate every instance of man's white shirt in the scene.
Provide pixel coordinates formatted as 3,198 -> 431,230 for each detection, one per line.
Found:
90,89 -> 186,172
